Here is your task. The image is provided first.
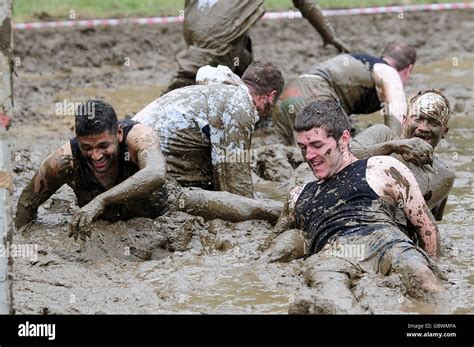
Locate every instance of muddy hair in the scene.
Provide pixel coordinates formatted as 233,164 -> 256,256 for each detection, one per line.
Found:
382,41 -> 417,71
75,100 -> 118,136
241,61 -> 285,100
294,99 -> 351,140
408,89 -> 451,119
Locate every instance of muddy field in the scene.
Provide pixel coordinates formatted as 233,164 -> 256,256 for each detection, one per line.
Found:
10,10 -> 474,314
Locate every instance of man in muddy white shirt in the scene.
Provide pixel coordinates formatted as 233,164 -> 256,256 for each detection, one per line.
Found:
273,41 -> 417,144
134,62 -> 284,198
264,99 -> 444,314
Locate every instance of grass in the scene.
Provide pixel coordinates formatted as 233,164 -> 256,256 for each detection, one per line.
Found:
13,0 -> 464,22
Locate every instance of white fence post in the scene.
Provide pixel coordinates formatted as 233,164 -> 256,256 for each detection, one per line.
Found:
0,0 -> 14,314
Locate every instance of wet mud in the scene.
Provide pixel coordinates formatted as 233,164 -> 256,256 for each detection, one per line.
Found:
10,10 -> 474,313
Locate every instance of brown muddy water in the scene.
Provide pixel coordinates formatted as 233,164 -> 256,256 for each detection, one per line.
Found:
9,10 -> 474,314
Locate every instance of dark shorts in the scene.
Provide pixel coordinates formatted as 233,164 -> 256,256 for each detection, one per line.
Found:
306,225 -> 440,280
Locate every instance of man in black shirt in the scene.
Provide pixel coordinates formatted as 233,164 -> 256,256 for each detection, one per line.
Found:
15,100 -> 168,241
264,99 -> 444,313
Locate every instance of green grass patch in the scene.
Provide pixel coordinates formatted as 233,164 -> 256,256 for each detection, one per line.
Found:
13,0 -> 463,22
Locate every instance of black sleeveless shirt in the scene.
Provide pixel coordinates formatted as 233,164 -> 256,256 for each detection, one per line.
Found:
295,159 -> 398,254
349,54 -> 388,115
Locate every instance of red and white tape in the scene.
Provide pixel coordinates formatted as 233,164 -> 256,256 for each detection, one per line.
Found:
13,2 -> 474,30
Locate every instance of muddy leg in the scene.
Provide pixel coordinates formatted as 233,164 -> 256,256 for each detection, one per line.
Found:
162,45 -> 215,95
391,249 -> 444,300
289,255 -> 366,314
176,187 -> 283,223
163,33 -> 252,95
228,34 -> 253,77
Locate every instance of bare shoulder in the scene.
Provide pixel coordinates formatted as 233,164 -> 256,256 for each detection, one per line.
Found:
45,142 -> 73,167
127,123 -> 156,140
367,155 -> 415,179
372,63 -> 398,80
366,156 -> 418,203
126,123 -> 160,150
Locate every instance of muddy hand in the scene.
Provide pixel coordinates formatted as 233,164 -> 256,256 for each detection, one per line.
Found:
263,229 -> 307,263
397,138 -> 434,166
15,203 -> 38,230
68,198 -> 104,241
325,37 -> 351,53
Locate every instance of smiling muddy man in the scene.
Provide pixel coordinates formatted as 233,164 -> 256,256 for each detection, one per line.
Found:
15,100 -> 169,241
263,99 -> 445,314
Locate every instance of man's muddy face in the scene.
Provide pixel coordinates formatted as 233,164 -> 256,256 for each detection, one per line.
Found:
403,94 -> 449,148
296,127 -> 346,181
78,129 -> 121,174
253,92 -> 276,118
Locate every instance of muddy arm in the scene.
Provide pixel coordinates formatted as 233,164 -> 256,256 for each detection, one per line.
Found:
372,64 -> 407,135
367,156 -> 440,259
293,0 -> 350,53
259,209 -> 308,262
350,124 -> 398,158
264,229 -> 309,263
351,125 -> 433,165
259,186 -> 301,252
15,144 -> 74,229
95,125 -> 165,206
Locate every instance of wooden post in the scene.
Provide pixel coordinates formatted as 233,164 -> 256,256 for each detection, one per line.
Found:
0,0 -> 14,314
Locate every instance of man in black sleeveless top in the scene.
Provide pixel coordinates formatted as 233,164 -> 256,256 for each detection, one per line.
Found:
264,99 -> 444,313
15,100 -> 168,241
273,41 -> 417,144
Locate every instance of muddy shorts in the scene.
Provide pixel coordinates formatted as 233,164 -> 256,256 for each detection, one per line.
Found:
166,34 -> 254,92
272,75 -> 340,145
306,225 -> 440,280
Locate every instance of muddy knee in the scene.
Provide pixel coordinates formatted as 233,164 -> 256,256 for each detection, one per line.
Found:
304,255 -> 361,289
392,253 -> 444,299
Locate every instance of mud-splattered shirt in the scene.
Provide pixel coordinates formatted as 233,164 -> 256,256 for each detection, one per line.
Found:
308,54 -> 387,115
295,159 -> 398,254
133,66 -> 259,198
